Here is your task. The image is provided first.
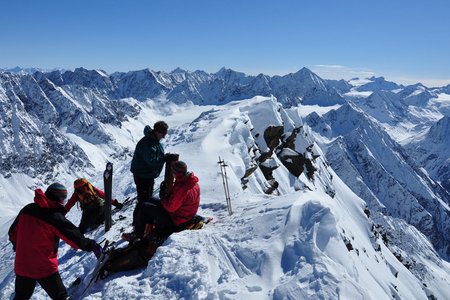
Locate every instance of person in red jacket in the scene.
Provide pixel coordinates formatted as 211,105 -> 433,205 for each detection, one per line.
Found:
8,183 -> 101,300
65,178 -> 123,233
124,160 -> 200,240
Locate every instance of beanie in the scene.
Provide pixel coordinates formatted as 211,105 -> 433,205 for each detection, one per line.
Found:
172,160 -> 187,174
45,182 -> 68,203
153,121 -> 168,134
74,178 -> 89,190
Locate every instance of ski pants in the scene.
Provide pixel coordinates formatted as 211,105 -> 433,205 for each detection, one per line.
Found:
132,174 -> 155,225
135,199 -> 174,236
14,272 -> 68,300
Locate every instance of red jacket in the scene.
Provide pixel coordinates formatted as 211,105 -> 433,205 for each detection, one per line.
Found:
64,186 -> 105,213
161,172 -> 200,225
8,189 -> 95,279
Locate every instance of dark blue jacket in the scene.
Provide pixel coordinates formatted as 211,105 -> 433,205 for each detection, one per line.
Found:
130,125 -> 165,178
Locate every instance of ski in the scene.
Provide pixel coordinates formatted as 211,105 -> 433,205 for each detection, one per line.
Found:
78,240 -> 115,298
104,162 -> 113,232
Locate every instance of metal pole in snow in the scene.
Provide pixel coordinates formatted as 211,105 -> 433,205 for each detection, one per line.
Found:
218,157 -> 232,215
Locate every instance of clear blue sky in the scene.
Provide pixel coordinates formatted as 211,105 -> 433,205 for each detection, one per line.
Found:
1,0 -> 449,86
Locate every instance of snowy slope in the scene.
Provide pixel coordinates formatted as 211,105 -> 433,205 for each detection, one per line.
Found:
1,97 -> 449,300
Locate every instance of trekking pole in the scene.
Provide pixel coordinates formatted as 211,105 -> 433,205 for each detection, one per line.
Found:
218,157 -> 232,215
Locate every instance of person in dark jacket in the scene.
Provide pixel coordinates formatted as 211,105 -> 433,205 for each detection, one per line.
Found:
124,161 -> 201,240
130,121 -> 168,225
65,178 -> 123,233
8,183 -> 101,300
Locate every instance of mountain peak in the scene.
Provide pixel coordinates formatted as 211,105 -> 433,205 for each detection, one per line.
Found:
170,67 -> 188,74
356,76 -> 402,92
215,67 -> 246,78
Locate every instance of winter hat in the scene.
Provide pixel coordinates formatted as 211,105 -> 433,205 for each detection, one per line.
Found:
153,121 -> 168,134
74,178 -> 89,190
45,182 -> 68,203
172,160 -> 187,174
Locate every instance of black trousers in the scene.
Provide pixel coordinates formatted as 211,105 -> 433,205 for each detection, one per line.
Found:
132,174 -> 155,225
135,198 -> 174,236
14,272 -> 68,300
79,202 -> 105,234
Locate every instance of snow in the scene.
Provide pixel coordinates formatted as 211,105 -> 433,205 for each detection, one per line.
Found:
344,90 -> 373,98
1,96 -> 450,299
348,78 -> 373,87
434,93 -> 450,102
294,104 -> 341,118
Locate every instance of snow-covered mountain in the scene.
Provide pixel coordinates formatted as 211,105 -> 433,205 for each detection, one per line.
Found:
305,103 -> 450,257
342,77 -> 449,198
355,76 -> 403,92
404,116 -> 450,192
0,67 -> 450,299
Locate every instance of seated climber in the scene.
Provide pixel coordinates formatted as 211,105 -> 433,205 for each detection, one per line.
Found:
65,178 -> 123,233
123,160 -> 200,241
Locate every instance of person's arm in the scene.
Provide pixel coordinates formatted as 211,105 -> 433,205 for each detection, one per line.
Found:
48,212 -> 95,251
8,214 -> 20,251
94,186 -> 123,208
161,187 -> 184,212
93,187 -> 105,199
142,144 -> 165,168
64,193 -> 78,214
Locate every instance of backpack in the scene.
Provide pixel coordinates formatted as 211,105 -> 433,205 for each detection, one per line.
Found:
100,215 -> 210,277
103,237 -> 161,275
74,178 -> 103,209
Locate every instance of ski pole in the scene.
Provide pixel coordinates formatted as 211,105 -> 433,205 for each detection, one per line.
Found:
218,157 -> 232,215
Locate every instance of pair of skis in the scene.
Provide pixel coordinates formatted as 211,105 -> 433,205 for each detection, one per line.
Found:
70,240 -> 115,298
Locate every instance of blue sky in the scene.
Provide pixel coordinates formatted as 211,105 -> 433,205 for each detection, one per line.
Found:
1,0 -> 449,86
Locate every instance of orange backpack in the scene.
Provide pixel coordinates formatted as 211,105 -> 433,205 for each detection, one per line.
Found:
74,178 -> 103,209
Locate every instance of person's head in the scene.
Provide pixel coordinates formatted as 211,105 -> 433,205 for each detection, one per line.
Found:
74,178 -> 89,193
45,182 -> 68,203
153,121 -> 168,140
172,160 -> 188,178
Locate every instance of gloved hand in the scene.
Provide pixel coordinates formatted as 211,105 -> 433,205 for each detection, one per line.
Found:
93,242 -> 103,259
164,153 -> 179,162
159,181 -> 168,199
112,199 -> 123,209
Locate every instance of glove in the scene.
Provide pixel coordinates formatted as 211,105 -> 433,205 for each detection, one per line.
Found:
164,153 -> 179,162
93,242 -> 103,259
112,199 -> 123,209
159,181 -> 168,199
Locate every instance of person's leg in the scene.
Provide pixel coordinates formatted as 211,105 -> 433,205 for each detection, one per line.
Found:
95,204 -> 106,225
133,175 -> 154,225
38,272 -> 68,300
14,275 -> 36,300
135,202 -> 173,236
147,197 -> 161,206
79,203 -> 101,233
134,175 -> 155,203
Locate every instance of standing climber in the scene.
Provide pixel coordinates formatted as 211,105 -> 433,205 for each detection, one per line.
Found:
130,121 -> 168,225
8,183 -> 102,300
